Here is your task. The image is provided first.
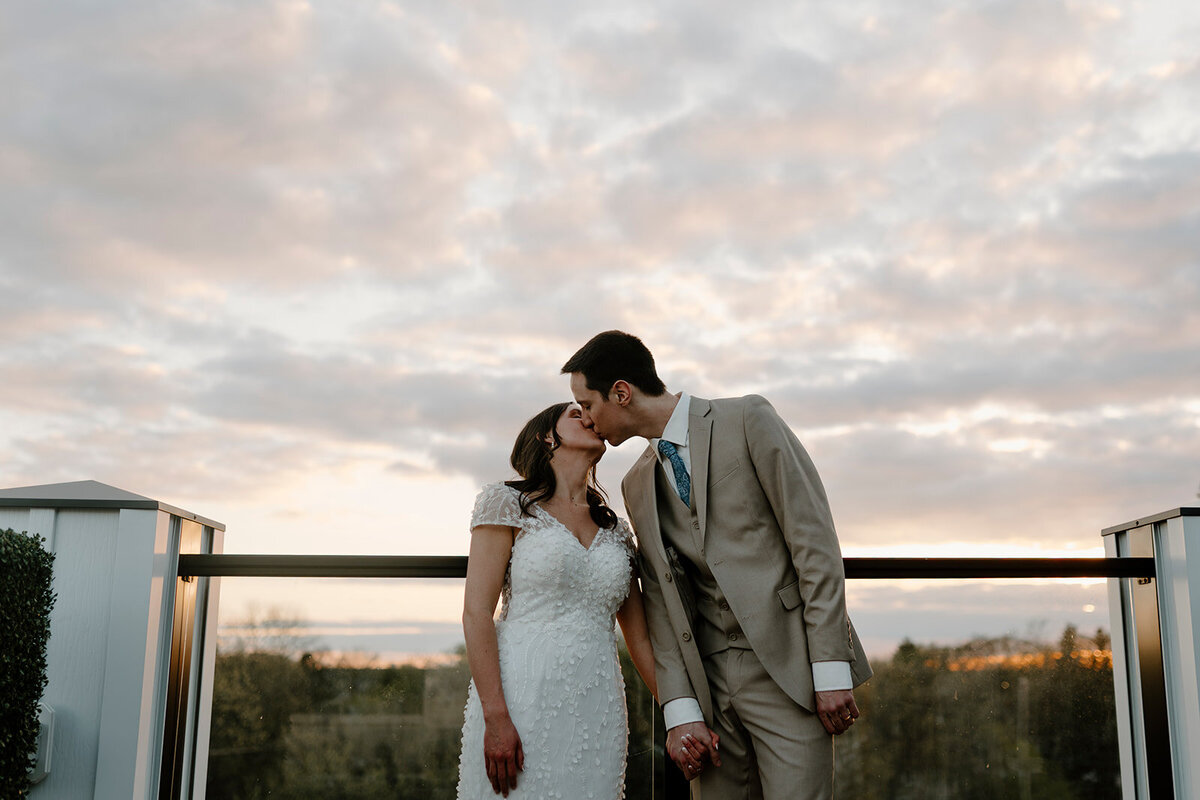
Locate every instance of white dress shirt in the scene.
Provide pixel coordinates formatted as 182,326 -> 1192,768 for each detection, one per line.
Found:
649,393 -> 851,730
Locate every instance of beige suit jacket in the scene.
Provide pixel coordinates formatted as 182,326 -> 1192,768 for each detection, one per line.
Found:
622,395 -> 871,719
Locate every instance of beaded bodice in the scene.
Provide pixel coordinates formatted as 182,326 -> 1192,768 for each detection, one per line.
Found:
470,482 -> 635,630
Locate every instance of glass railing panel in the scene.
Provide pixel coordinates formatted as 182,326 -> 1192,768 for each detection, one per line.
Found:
205,577 -> 662,799
203,575 -> 1119,799
836,579 -> 1119,800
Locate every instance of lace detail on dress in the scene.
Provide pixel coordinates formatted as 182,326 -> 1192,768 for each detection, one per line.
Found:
470,481 -> 525,530
614,517 -> 635,564
457,482 -> 633,800
469,482 -> 524,621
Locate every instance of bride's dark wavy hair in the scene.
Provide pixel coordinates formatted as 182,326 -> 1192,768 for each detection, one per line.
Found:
505,402 -> 617,530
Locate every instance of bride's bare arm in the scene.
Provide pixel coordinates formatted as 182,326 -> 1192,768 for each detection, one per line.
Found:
463,523 -> 524,795
616,576 -> 659,702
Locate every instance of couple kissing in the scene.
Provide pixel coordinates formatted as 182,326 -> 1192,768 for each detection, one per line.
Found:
456,330 -> 871,800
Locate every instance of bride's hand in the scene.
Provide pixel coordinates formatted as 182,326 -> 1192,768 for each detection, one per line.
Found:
483,714 -> 525,796
668,721 -> 721,779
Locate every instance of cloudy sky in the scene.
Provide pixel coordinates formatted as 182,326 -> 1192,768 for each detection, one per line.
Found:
4,0 -> 1198,655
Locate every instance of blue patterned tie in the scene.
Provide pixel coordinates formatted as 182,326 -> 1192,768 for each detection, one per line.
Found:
657,440 -> 691,508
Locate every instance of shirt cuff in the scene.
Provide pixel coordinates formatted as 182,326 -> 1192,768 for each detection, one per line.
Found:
812,661 -> 852,692
662,697 -> 705,730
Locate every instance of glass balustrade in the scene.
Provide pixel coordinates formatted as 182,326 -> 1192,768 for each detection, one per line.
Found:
837,579 -> 1117,800
201,575 -> 1117,799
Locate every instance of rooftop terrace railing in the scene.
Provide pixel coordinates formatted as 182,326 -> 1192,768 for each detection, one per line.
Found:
6,482 -> 1189,800
166,554 -> 1159,800
177,554 -> 1156,580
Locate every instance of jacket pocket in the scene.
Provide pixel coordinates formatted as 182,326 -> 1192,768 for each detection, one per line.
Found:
777,580 -> 802,611
710,458 -> 740,486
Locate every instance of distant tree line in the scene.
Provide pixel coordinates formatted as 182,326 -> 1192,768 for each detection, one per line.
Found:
208,622 -> 1118,799
837,625 -> 1119,800
207,639 -> 662,800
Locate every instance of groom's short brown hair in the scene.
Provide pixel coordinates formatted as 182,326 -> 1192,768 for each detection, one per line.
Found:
562,330 -> 667,398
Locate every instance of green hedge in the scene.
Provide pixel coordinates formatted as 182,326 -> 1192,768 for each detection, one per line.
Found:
0,528 -> 56,797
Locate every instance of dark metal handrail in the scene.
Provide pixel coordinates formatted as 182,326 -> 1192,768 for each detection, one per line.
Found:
844,557 -> 1154,579
177,554 -> 1155,579
179,554 -> 468,578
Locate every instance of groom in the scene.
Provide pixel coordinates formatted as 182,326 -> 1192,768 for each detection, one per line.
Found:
564,331 -> 871,800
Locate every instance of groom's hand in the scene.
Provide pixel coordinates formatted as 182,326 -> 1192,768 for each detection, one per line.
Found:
667,722 -> 721,779
816,689 -> 860,735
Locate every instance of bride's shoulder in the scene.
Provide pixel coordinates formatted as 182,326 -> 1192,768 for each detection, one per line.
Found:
611,515 -> 636,547
470,481 -> 524,530
477,480 -> 518,497
473,480 -> 522,508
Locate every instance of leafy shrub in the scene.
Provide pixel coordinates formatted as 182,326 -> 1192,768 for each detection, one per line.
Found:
0,528 -> 56,797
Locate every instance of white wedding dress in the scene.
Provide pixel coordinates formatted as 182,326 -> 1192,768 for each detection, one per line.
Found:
456,481 -> 635,800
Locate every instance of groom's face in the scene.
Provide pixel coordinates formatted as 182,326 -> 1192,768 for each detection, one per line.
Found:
570,372 -> 630,446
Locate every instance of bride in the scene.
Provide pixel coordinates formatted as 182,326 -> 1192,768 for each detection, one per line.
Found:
456,402 -> 675,798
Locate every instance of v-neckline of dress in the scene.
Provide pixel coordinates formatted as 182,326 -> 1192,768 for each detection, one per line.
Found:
534,504 -> 602,551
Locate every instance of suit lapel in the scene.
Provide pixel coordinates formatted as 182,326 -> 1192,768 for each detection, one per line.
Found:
689,397 -> 713,542
625,447 -> 667,562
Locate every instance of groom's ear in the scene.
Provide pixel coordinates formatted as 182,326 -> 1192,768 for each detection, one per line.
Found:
611,380 -> 632,407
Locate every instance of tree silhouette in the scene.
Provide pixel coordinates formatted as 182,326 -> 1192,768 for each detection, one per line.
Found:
207,623 -> 1120,799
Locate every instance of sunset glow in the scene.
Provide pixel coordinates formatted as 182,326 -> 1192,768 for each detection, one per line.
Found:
3,0 -> 1197,653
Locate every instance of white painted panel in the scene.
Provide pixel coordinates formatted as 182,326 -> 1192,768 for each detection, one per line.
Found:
139,512 -> 178,800
28,509 -> 58,552
1158,517 -> 1199,800
1187,519 -> 1200,721
93,509 -> 167,800
190,527 -> 225,800
0,508 -> 31,534
1105,532 -> 1137,800
28,509 -> 121,800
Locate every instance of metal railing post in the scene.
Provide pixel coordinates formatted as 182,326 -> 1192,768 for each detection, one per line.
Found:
1104,507 -> 1200,799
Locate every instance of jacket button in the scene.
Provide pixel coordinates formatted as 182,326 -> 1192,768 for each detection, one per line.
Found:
682,632 -> 692,642
719,601 -> 729,611
728,633 -> 738,641
692,521 -> 700,529
664,571 -> 673,583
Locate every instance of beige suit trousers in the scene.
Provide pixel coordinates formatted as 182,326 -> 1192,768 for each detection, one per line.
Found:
694,649 -> 832,800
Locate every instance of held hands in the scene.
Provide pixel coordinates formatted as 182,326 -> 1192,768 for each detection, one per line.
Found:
667,721 -> 721,781
815,689 -> 860,735
483,713 -> 525,796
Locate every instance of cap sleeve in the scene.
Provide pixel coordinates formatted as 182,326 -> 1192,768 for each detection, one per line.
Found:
616,516 -> 637,561
470,482 -> 524,530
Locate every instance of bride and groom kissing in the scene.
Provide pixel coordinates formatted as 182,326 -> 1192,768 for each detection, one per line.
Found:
456,331 -> 871,800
